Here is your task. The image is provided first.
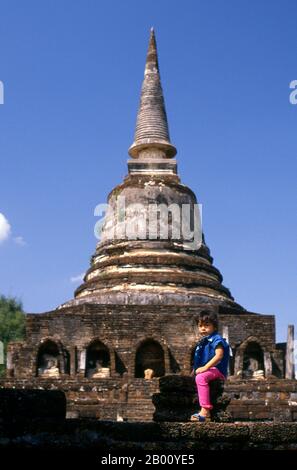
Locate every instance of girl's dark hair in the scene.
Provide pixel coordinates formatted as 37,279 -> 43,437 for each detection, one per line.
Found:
197,310 -> 219,330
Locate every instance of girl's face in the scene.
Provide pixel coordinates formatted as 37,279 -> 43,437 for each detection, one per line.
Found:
198,321 -> 215,337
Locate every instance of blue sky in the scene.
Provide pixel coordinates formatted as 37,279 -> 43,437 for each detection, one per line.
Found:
0,0 -> 296,342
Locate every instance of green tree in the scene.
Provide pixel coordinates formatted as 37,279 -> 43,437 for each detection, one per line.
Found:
0,295 -> 25,376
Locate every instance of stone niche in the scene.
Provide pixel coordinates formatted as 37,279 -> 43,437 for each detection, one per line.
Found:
37,340 -> 61,378
36,339 -> 71,378
135,339 -> 165,379
243,341 -> 265,379
85,340 -> 111,379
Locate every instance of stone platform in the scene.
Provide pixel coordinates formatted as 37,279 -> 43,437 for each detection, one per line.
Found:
1,376 -> 297,423
1,388 -> 297,460
1,419 -> 297,451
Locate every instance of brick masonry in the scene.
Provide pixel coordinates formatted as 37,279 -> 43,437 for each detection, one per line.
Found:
1,304 -> 287,421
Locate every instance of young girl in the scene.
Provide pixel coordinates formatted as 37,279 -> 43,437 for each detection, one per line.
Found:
191,310 -> 230,422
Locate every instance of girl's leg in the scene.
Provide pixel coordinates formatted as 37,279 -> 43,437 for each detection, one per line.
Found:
195,367 -> 225,416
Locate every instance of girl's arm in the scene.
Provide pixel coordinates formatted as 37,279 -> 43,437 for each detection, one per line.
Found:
195,346 -> 224,374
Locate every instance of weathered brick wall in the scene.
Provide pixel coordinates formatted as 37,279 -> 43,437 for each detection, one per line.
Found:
1,376 -> 296,423
4,303 -> 283,421
11,304 -> 278,378
0,377 -> 158,421
226,379 -> 297,421
219,313 -> 275,349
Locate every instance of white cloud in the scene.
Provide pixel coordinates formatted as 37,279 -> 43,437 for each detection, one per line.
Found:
0,213 -> 11,243
13,236 -> 26,246
70,272 -> 85,283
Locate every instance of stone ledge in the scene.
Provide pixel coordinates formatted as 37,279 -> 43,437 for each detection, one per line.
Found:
1,421 -> 297,450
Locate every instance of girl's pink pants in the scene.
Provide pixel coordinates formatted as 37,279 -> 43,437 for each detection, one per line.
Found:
195,367 -> 225,409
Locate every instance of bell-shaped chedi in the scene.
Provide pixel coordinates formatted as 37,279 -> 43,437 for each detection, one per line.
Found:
63,29 -> 243,310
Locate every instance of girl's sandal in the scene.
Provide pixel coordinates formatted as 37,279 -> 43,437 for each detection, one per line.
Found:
190,413 -> 211,422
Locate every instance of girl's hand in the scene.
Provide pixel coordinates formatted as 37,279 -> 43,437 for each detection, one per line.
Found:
195,366 -> 208,374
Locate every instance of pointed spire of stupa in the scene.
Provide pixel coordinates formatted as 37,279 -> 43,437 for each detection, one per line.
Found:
128,28 -> 177,159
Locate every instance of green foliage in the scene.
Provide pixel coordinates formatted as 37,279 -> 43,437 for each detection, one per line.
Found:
0,295 -> 25,376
